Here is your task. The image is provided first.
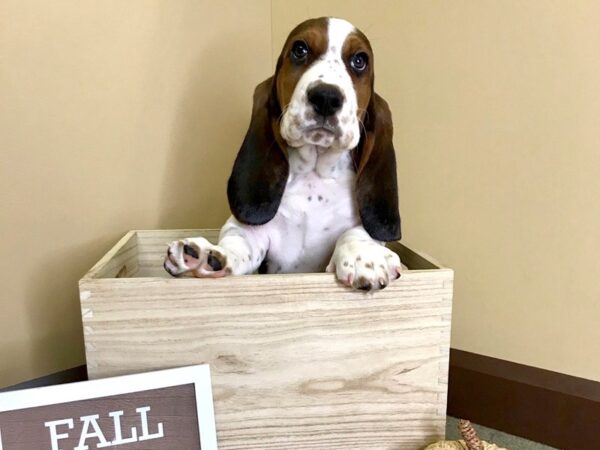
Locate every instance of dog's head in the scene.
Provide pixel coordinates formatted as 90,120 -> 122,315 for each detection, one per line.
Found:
277,18 -> 372,151
227,17 -> 400,241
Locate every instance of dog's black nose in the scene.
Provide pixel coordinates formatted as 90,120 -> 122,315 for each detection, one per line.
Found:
307,84 -> 344,117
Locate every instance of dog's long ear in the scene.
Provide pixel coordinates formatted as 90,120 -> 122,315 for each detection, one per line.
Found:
227,77 -> 289,225
354,92 -> 401,241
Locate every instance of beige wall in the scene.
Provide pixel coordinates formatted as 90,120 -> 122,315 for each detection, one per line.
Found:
0,0 -> 272,387
1,1 -> 598,387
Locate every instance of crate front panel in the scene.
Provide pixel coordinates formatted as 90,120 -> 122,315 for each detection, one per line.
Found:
81,269 -> 452,449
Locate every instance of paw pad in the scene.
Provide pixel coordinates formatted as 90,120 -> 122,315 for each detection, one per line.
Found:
328,241 -> 402,292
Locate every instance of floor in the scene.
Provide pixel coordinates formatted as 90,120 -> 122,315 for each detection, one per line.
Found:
446,417 -> 560,450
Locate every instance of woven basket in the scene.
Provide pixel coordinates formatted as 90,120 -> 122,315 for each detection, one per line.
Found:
425,441 -> 506,450
424,420 -> 508,450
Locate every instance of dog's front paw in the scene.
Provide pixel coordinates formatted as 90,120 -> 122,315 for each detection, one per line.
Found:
327,241 -> 402,291
164,237 -> 230,278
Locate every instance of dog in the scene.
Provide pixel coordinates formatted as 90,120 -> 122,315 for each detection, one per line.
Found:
164,17 -> 402,291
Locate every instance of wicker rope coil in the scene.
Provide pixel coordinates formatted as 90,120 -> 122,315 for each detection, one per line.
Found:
423,419 -> 508,450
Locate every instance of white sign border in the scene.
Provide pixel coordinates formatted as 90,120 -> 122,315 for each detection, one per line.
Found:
0,365 -> 218,450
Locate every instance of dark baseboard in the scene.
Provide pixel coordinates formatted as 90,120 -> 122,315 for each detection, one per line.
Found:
448,349 -> 600,450
0,365 -> 88,393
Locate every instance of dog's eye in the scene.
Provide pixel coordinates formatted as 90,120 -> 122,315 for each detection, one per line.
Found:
350,52 -> 368,73
291,40 -> 309,62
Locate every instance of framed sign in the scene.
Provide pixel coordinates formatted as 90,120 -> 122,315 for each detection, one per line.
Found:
0,365 -> 217,450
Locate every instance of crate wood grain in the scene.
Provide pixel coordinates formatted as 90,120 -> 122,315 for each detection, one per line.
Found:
80,229 -> 453,450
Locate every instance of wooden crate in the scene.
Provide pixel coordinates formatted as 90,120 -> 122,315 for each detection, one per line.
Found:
80,229 -> 453,449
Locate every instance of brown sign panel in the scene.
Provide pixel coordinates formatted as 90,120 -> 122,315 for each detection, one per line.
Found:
0,365 -> 217,450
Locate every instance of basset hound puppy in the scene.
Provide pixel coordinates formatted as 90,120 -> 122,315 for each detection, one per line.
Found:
164,17 -> 402,290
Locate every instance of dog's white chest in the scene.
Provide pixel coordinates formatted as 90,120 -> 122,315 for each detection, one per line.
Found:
262,146 -> 360,273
